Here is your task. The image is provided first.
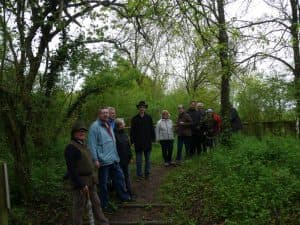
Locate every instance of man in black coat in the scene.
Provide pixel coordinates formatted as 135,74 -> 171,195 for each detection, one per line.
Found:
130,101 -> 155,179
230,107 -> 243,132
187,101 -> 204,155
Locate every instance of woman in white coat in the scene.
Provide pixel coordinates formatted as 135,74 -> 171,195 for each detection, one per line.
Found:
156,110 -> 174,166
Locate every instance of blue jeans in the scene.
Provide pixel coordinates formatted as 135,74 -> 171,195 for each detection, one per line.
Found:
176,136 -> 191,161
135,150 -> 151,177
98,162 -> 131,208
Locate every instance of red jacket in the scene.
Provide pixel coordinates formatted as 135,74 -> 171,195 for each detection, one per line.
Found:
213,113 -> 222,133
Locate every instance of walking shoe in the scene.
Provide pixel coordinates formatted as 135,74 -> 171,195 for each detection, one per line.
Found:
170,161 -> 176,165
164,162 -> 170,167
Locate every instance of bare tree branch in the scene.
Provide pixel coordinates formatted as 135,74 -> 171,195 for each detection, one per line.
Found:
237,52 -> 295,72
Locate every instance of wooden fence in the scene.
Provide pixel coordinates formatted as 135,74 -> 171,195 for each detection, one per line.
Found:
241,121 -> 299,138
126,121 -> 299,138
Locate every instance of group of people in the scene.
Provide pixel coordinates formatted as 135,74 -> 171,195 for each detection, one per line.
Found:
155,100 -> 224,167
64,100 -> 242,225
64,101 -> 156,225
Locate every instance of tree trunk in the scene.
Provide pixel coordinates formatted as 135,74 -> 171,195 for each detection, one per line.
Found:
13,148 -> 32,203
217,0 -> 232,144
3,108 -> 32,203
290,0 -> 300,138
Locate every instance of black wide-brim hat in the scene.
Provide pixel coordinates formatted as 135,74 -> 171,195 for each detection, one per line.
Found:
136,100 -> 148,109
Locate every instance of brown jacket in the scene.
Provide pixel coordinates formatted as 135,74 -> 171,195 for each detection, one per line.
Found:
175,112 -> 193,136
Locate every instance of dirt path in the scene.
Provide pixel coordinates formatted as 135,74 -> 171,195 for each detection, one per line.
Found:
106,165 -> 174,225
46,164 -> 174,225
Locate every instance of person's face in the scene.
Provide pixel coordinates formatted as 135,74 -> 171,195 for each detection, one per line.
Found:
74,130 -> 86,141
178,107 -> 184,113
109,109 -> 116,119
197,104 -> 204,110
138,106 -> 146,114
99,109 -> 109,121
162,112 -> 169,119
190,101 -> 196,109
118,122 -> 125,130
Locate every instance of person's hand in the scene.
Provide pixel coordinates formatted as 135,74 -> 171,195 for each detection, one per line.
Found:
179,121 -> 184,124
81,185 -> 89,195
94,160 -> 100,168
130,159 -> 134,164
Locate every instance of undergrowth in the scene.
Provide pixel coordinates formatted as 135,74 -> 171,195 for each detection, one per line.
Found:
161,135 -> 300,225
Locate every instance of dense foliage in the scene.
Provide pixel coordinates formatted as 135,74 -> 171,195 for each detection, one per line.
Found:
162,135 -> 300,225
235,75 -> 296,122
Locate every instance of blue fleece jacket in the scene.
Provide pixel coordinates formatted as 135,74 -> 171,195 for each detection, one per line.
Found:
88,119 -> 120,166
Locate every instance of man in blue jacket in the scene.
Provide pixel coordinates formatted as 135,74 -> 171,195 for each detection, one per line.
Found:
88,107 -> 132,213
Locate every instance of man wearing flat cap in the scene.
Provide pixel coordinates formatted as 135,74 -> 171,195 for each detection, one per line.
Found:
64,121 -> 109,225
130,101 -> 155,179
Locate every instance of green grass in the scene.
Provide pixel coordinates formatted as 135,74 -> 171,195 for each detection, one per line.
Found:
150,142 -> 165,165
161,135 -> 300,225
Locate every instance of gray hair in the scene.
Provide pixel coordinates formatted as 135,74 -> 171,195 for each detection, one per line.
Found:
197,102 -> 204,107
115,118 -> 125,128
108,106 -> 116,112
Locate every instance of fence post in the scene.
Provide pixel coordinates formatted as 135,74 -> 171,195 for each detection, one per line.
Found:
0,161 -> 10,225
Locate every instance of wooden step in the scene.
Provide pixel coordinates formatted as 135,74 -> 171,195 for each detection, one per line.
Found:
110,221 -> 170,225
119,203 -> 170,208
